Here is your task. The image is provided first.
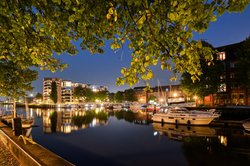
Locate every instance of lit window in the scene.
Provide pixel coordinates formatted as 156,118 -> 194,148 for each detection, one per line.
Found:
217,52 -> 226,60
218,83 -> 226,92
220,75 -> 226,80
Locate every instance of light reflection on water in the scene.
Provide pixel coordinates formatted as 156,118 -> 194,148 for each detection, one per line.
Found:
2,106 -> 250,166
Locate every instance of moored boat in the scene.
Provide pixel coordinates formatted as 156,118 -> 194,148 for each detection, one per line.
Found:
152,107 -> 220,125
243,119 -> 250,131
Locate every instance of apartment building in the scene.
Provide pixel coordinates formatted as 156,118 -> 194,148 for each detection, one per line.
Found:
43,78 -> 62,103
43,78 -> 108,103
202,41 -> 250,106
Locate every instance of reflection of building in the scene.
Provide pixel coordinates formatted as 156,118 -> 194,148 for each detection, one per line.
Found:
134,85 -> 186,104
43,78 -> 108,103
202,42 -> 250,106
42,109 -> 108,134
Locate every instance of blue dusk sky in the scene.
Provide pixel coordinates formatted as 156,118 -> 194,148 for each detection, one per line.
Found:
32,6 -> 250,93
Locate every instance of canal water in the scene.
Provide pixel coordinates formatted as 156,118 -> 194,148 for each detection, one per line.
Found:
2,106 -> 250,166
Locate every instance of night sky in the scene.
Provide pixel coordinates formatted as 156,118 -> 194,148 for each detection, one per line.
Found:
32,6 -> 250,94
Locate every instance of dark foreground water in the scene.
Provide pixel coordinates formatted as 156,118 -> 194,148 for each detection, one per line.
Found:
2,106 -> 250,166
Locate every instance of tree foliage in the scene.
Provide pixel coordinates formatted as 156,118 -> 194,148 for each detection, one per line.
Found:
50,81 -> 58,103
81,87 -> 94,102
108,92 -> 115,102
95,90 -> 108,101
180,42 -> 224,98
35,92 -> 43,99
114,91 -> 124,102
73,85 -> 85,101
0,60 -> 38,117
124,89 -> 137,101
1,0 -> 249,85
0,60 -> 38,99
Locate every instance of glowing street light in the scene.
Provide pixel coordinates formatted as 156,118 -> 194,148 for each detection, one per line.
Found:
173,92 -> 177,97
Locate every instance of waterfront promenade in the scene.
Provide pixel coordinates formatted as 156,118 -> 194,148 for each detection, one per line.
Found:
0,136 -> 20,166
0,120 -> 74,166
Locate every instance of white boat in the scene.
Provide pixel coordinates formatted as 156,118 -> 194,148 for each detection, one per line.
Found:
129,102 -> 145,111
243,119 -> 250,131
152,107 -> 220,125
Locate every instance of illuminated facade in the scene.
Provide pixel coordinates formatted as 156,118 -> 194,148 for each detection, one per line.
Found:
203,42 -> 250,106
43,78 -> 62,103
43,78 -> 108,103
134,85 -> 186,104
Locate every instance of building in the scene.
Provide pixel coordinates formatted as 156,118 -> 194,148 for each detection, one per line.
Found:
43,78 -> 108,104
202,41 -> 250,106
134,84 -> 186,104
43,78 -> 62,103
61,80 -> 74,103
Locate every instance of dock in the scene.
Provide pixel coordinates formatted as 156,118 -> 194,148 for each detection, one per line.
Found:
210,119 -> 243,128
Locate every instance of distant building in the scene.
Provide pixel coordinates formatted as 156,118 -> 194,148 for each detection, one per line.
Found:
134,84 -> 186,104
61,80 -> 74,103
202,41 -> 250,106
43,78 -> 62,103
42,78 -> 108,103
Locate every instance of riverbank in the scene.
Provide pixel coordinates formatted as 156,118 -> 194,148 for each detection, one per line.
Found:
0,132 -> 20,166
0,121 -> 74,166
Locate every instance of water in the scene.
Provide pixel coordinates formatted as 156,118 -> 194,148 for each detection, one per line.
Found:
2,106 -> 250,166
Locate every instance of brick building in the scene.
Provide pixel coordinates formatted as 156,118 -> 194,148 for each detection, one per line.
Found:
203,41 -> 250,106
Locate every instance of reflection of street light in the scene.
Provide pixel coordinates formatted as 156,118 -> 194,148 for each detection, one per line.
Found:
160,98 -> 164,102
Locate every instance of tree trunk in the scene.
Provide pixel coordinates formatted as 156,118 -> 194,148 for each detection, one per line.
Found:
13,99 -> 16,118
24,96 -> 29,119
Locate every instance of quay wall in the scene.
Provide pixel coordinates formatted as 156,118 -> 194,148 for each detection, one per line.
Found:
0,122 -> 74,166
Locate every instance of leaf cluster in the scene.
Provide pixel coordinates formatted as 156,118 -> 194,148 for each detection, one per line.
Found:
180,41 -> 224,98
0,59 -> 38,99
1,0 -> 249,86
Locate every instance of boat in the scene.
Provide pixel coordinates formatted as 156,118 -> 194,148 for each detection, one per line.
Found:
129,102 -> 145,111
21,118 -> 34,129
243,119 -> 250,131
152,107 -> 220,125
146,104 -> 161,112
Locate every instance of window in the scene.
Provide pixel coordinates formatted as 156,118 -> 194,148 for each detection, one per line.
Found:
218,83 -> 226,92
217,52 -> 226,60
220,74 -> 226,80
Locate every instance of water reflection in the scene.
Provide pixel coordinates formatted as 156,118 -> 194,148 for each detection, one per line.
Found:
153,123 -> 217,141
37,107 -> 152,134
153,123 -> 250,165
3,105 -> 250,165
113,109 -> 152,125
41,108 -> 109,134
